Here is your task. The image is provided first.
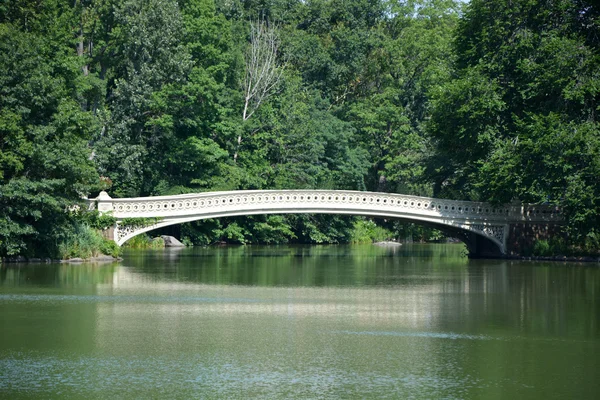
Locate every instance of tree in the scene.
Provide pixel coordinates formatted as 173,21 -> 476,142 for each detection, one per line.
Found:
427,0 -> 600,242
242,20 -> 284,122
345,0 -> 460,194
93,0 -> 192,197
234,19 -> 285,162
0,23 -> 98,257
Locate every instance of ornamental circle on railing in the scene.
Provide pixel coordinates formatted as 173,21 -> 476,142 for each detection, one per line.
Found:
107,190 -> 561,226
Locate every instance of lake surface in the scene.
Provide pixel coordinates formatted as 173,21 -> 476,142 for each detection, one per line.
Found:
1,244 -> 599,399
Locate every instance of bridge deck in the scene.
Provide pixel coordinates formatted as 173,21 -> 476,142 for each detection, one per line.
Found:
90,190 -> 562,253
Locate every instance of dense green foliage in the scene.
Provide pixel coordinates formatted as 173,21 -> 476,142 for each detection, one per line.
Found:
1,0 -> 599,257
350,219 -> 394,244
79,210 -> 118,231
428,0 -> 600,246
0,6 -> 100,257
120,217 -> 164,229
123,234 -> 165,249
58,224 -> 120,259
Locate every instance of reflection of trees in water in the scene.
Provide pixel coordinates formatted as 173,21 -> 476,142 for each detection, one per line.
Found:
0,264 -> 118,353
121,244 -> 469,287
0,263 -> 117,286
437,260 -> 600,338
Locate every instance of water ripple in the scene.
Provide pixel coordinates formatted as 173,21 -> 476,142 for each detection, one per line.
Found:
0,294 -> 259,304
332,329 -> 493,340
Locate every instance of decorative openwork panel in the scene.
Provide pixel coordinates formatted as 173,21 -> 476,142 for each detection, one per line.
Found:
114,223 -> 160,244
100,190 -> 561,223
469,224 -> 506,244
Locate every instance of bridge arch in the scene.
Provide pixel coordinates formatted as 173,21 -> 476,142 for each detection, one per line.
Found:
116,210 -> 505,256
91,189 -> 561,257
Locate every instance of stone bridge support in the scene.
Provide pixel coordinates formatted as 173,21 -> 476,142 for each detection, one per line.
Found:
505,222 -> 565,256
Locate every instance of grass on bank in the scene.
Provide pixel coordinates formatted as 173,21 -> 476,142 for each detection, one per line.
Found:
59,227 -> 167,260
123,234 -> 165,249
59,224 -> 120,259
532,235 -> 600,258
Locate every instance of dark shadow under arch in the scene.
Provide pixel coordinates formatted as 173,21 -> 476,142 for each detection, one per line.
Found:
118,211 -> 504,258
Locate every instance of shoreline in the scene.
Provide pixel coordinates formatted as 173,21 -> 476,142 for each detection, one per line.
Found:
1,255 -> 122,264
2,243 -> 599,264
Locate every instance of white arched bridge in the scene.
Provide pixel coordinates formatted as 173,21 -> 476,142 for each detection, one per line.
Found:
90,190 -> 562,257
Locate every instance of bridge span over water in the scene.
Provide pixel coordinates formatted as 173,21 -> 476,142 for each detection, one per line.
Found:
91,190 -> 561,257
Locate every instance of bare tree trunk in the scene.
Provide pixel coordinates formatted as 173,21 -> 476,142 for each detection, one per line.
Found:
233,134 -> 242,162
234,19 -> 284,162
75,0 -> 89,76
78,26 -> 89,76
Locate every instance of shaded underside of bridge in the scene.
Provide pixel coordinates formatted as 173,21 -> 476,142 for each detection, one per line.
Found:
90,190 -> 562,258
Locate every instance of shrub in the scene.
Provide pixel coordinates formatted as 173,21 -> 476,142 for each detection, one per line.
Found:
351,219 -> 393,244
250,216 -> 296,244
59,224 -> 121,259
532,240 -> 551,256
79,210 -> 117,230
59,224 -> 104,259
220,222 -> 247,244
149,237 -> 166,249
100,239 -> 121,258
124,234 -> 165,249
584,232 -> 600,255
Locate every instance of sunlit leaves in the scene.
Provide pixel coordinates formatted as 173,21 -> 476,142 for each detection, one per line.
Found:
429,0 -> 600,241
0,22 -> 97,257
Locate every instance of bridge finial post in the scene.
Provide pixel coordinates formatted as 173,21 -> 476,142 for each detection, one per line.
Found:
96,191 -> 114,215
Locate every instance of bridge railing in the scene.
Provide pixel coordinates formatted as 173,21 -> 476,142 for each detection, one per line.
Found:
89,190 -> 562,223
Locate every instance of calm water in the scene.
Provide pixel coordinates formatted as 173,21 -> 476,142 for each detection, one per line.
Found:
1,244 -> 599,399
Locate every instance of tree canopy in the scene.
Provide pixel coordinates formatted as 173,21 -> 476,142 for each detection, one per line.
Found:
1,0 -> 598,256
428,0 -> 600,243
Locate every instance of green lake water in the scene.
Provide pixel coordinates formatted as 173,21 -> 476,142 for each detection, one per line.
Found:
1,244 -> 599,399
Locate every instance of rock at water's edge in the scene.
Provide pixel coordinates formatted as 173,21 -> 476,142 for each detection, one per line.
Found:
161,235 -> 186,247
373,241 -> 402,247
61,255 -> 120,263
